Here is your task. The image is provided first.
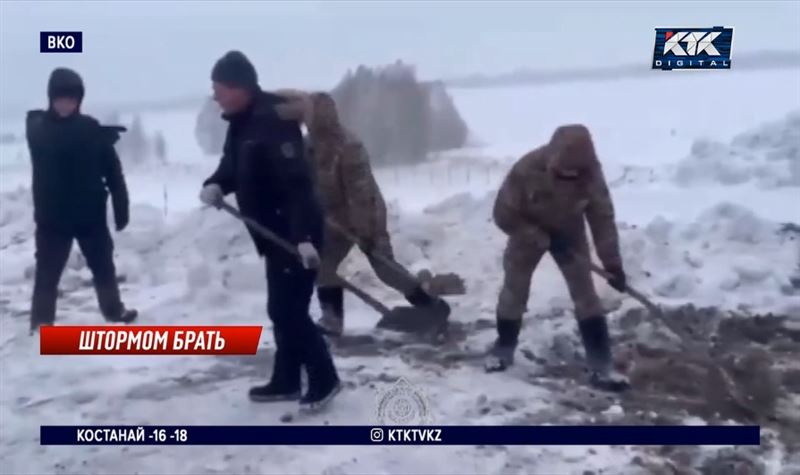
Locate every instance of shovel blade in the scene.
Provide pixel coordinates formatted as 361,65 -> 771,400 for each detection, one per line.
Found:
376,305 -> 448,334
417,271 -> 466,296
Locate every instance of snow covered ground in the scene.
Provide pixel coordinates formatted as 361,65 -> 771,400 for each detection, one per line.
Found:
1,68 -> 800,474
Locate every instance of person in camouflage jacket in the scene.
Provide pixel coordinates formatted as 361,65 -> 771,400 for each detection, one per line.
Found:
275,91 -> 450,336
487,124 -> 629,391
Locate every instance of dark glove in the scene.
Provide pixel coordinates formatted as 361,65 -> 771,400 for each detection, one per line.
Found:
605,265 -> 627,292
548,232 -> 572,257
114,206 -> 129,232
358,237 -> 376,255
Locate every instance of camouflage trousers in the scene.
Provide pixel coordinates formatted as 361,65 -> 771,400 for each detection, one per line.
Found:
317,227 -> 417,295
496,231 -> 604,322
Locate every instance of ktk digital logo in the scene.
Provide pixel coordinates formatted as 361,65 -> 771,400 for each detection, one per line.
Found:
40,31 -> 83,53
652,26 -> 733,71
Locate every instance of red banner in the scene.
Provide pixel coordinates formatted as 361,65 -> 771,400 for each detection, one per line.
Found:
39,326 -> 263,355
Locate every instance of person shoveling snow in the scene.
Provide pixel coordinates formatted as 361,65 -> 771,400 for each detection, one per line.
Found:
274,90 -> 460,337
487,124 -> 630,392
199,51 -> 341,412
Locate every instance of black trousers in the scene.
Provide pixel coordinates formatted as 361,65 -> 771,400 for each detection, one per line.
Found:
265,255 -> 338,391
30,224 -> 123,326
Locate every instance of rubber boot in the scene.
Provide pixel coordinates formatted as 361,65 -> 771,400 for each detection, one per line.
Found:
577,315 -> 630,392
485,319 -> 521,372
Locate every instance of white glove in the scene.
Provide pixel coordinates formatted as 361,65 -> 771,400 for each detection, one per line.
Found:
199,184 -> 223,208
297,242 -> 320,269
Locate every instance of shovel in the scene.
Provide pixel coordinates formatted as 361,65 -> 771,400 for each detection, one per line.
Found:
572,252 -> 759,414
217,201 -> 447,335
325,218 -> 466,296
582,258 -> 662,316
567,250 -> 696,344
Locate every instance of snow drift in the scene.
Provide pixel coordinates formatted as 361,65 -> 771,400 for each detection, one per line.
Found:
403,192 -> 800,320
674,110 -> 800,188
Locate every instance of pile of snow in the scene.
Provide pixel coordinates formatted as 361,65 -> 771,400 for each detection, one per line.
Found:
396,192 -> 800,322
674,111 -> 800,188
0,187 -> 33,249
0,187 -> 171,289
607,164 -> 671,188
622,202 -> 800,314
2,155 -> 796,321
0,188 -> 39,290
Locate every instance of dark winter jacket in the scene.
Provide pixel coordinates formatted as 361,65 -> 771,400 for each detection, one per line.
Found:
26,109 -> 130,233
203,90 -> 324,256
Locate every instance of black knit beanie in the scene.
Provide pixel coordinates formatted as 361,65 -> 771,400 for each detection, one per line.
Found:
211,51 -> 258,91
47,67 -> 84,103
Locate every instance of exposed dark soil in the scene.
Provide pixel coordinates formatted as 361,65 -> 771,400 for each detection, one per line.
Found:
536,305 -> 800,474
135,304 -> 799,473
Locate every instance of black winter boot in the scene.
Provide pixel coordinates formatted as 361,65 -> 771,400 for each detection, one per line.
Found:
106,307 -> 138,324
96,282 -> 138,324
248,381 -> 302,403
299,376 -> 342,413
577,316 -> 630,392
485,319 -> 521,372
250,329 -> 302,402
300,344 -> 341,413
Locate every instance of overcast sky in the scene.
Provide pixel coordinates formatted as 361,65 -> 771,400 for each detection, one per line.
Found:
1,0 -> 798,112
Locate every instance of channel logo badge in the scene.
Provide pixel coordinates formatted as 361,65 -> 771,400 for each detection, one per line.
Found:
40,32 -> 83,53
652,27 -> 733,71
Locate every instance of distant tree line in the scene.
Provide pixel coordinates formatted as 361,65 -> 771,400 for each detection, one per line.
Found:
331,61 -> 469,165
103,112 -> 168,166
194,61 -> 470,166
195,99 -> 227,157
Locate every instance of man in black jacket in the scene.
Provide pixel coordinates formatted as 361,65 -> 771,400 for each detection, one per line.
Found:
199,51 -> 340,411
27,68 -> 137,332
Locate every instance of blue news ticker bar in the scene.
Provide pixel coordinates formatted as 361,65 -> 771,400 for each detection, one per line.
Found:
40,425 -> 760,446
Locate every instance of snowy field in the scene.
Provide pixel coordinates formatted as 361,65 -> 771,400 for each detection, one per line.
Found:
1,69 -> 800,474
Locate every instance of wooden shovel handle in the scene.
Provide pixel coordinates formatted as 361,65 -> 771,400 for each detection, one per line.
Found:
325,218 -> 420,284
337,278 -> 391,315
578,254 -> 662,316
218,201 -> 391,316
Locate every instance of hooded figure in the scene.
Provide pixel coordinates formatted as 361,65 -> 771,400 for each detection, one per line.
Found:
26,67 -> 136,332
488,124 -> 628,391
275,90 -> 450,337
